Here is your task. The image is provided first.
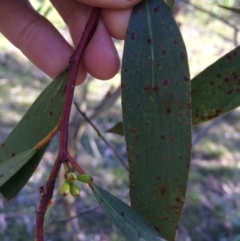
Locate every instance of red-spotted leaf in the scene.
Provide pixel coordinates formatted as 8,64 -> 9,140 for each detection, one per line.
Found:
122,0 -> 191,240
109,46 -> 240,135
0,149 -> 36,187
0,70 -> 68,199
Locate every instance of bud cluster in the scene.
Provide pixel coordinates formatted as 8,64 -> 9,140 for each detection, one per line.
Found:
59,172 -> 92,198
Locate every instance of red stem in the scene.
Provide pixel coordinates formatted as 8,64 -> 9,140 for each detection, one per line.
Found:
35,8 -> 101,241
59,7 -> 101,159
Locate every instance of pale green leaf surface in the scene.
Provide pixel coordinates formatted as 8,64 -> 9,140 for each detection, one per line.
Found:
92,184 -> 166,241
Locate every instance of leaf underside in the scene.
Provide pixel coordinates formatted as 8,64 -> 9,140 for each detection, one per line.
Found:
92,184 -> 166,241
0,70 -> 69,199
121,0 -> 191,240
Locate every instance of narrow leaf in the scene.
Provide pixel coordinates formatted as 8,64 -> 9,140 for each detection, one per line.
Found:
92,184 -> 166,241
110,46 -> 240,135
218,5 -> 240,14
0,149 -> 36,187
164,0 -> 175,11
106,122 -> 124,135
192,46 -> 240,124
0,70 -> 68,199
122,0 -> 191,240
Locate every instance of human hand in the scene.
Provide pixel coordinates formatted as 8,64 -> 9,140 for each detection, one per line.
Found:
0,0 -> 141,84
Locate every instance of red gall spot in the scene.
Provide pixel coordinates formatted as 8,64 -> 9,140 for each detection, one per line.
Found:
134,52 -> 138,58
152,86 -> 159,91
226,54 -> 232,60
224,77 -> 230,82
131,33 -> 136,40
155,227 -> 160,232
171,205 -> 180,210
176,197 -> 181,202
180,51 -> 186,60
147,38 -> 153,44
173,39 -> 178,44
178,112 -> 183,117
166,108 -> 172,114
156,175 -> 161,180
189,143 -> 192,148
131,128 -> 137,133
162,50 -> 167,55
187,103 -> 192,109
154,6 -> 160,12
184,76 -> 190,81
164,217 -> 169,221
160,134 -> 166,139
121,82 -> 125,89
129,159 -> 133,164
136,103 -> 141,107
171,138 -> 176,143
216,73 -> 221,77
61,85 -> 67,96
158,44 -> 162,48
159,187 -> 166,196
144,85 -> 151,91
162,79 -> 169,86
135,135 -> 140,140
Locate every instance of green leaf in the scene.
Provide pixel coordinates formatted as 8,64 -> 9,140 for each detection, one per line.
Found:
0,149 -> 36,187
111,46 -> 240,135
218,5 -> 240,14
92,184 -> 166,241
106,122 -> 124,135
192,46 -> 240,125
122,0 -> 191,240
164,0 -> 175,11
0,70 -> 68,199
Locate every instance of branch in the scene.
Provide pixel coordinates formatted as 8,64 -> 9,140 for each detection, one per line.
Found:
73,102 -> 128,171
35,7 -> 101,241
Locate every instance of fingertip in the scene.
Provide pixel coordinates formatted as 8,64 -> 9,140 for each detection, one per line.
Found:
76,63 -> 88,85
102,8 -> 132,40
82,20 -> 120,80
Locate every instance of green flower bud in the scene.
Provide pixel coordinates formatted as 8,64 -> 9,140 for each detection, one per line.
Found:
59,181 -> 70,196
66,172 -> 77,182
77,174 -> 93,184
69,182 -> 81,197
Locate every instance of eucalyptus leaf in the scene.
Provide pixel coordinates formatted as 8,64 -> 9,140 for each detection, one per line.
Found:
0,70 -> 68,199
0,149 -> 36,187
92,184 -> 166,241
122,0 -> 191,240
218,5 -> 240,14
192,46 -> 240,124
109,46 -> 240,135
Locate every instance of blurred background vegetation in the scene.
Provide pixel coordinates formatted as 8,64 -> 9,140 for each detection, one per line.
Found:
1,0 -> 240,240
